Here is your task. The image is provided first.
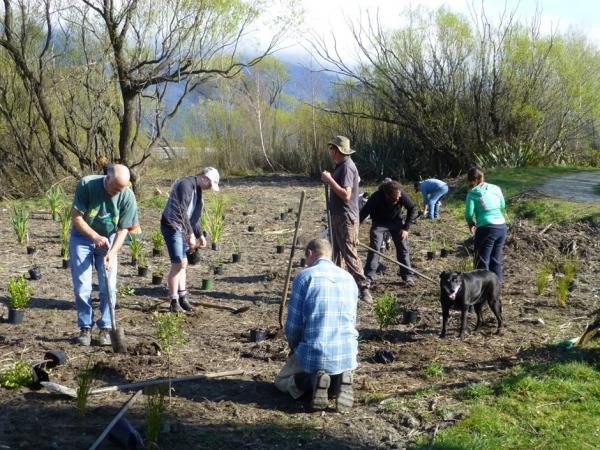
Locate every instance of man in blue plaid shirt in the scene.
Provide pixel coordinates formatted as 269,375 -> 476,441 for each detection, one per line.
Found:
275,238 -> 358,412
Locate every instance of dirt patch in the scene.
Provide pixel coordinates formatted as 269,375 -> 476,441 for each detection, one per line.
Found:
1,176 -> 599,449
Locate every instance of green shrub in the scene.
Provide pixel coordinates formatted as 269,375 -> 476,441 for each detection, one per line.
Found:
536,263 -> 554,295
0,360 -> 32,388
373,293 -> 401,331
59,207 -> 72,258
76,359 -> 95,416
145,387 -> 167,449
129,234 -> 143,263
151,229 -> 165,252
7,275 -> 31,309
423,362 -> 446,378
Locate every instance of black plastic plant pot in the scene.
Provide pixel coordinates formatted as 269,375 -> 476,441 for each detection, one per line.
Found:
26,245 -> 37,255
276,245 -> 284,254
30,365 -> 50,390
426,251 -> 435,260
440,248 -> 449,258
250,328 -> 267,342
187,248 -> 201,265
151,274 -> 163,285
202,230 -> 208,238
152,248 -> 162,257
280,213 -> 287,221
44,350 -> 67,368
247,226 -> 255,232
211,242 -> 220,251
131,257 -> 138,266
402,310 -> 420,325
29,266 -> 42,280
287,207 -> 294,213
138,266 -> 148,277
214,266 -> 224,275
242,211 -> 248,216
300,258 -> 306,267
232,253 -> 241,263
62,258 -> 70,269
374,348 -> 396,364
8,308 -> 25,325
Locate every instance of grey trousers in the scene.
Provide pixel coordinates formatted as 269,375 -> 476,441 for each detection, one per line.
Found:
364,222 -> 412,281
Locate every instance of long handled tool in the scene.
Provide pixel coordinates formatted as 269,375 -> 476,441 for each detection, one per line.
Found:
324,185 -> 334,245
42,369 -> 244,398
278,190 -> 306,329
358,242 -> 437,286
191,301 -> 250,314
103,264 -> 127,353
88,390 -> 142,450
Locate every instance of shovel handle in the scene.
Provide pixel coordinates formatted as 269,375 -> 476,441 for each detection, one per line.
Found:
102,265 -> 117,332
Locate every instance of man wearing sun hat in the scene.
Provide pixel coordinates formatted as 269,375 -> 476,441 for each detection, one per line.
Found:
160,167 -> 220,312
321,136 -> 372,304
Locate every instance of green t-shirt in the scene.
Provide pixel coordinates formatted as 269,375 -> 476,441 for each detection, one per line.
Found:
72,175 -> 138,237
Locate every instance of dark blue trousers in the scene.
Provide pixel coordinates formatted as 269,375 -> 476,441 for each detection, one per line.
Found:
474,224 -> 507,283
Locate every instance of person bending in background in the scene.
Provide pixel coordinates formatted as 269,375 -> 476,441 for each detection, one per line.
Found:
360,180 -> 417,287
465,166 -> 507,283
160,167 -> 220,312
414,178 -> 448,219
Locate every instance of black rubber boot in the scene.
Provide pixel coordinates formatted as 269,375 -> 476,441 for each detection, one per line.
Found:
170,298 -> 184,313
179,296 -> 193,311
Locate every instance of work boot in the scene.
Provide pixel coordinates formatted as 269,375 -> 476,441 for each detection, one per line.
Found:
178,296 -> 193,312
98,328 -> 112,346
77,327 -> 91,347
170,298 -> 185,313
336,371 -> 354,413
360,287 -> 373,304
310,371 -> 330,410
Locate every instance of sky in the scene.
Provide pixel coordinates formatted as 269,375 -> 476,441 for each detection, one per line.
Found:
274,0 -> 600,62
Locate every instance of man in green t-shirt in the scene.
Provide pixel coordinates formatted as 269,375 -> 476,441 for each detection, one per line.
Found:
69,164 -> 138,346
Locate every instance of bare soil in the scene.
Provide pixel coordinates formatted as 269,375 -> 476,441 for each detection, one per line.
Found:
1,175 -> 599,449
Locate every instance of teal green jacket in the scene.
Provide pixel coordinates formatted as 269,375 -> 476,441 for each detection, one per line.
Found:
465,182 -> 506,227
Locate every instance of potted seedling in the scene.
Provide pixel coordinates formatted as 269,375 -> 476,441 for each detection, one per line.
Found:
28,252 -> 42,281
427,240 -> 437,260
152,262 -> 166,285
26,245 -> 37,255
208,217 -> 224,251
6,275 -> 31,324
276,237 -> 285,254
152,229 -> 165,257
232,240 -> 241,263
59,207 -> 72,268
213,255 -> 224,275
137,251 -> 149,277
12,205 -> 29,245
440,238 -> 449,257
46,185 -> 64,221
129,233 -> 142,266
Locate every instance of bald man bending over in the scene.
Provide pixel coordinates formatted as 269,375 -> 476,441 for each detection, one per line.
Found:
69,164 -> 139,346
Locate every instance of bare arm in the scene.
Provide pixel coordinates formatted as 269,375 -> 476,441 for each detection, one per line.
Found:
71,208 -> 109,248
321,171 -> 351,203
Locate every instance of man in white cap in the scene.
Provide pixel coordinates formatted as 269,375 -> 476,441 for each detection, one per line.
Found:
321,136 -> 372,303
160,167 -> 220,312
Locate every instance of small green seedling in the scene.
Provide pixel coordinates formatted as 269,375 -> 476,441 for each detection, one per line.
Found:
7,275 -> 31,310
373,293 -> 401,331
12,205 -> 29,244
0,360 -> 32,388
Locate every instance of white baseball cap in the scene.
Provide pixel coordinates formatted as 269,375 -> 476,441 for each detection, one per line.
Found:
201,167 -> 220,191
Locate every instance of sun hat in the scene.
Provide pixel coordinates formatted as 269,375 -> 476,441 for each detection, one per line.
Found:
328,136 -> 355,155
201,167 -> 220,191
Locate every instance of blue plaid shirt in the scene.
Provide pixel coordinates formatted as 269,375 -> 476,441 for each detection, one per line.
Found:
285,258 -> 359,374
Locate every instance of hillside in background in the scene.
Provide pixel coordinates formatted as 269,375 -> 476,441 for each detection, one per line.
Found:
158,59 -> 336,142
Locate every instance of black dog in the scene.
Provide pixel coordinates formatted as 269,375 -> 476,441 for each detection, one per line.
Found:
439,270 -> 503,339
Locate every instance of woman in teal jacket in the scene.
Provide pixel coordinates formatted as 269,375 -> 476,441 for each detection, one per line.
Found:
465,167 -> 507,283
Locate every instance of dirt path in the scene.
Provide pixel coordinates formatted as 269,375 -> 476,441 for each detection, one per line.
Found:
538,171 -> 600,202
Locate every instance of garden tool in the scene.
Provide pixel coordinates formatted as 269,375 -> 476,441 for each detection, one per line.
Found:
103,263 -> 128,353
358,242 -> 437,285
278,190 -> 306,329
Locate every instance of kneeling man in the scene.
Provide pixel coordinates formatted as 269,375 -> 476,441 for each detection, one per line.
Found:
275,238 -> 358,412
